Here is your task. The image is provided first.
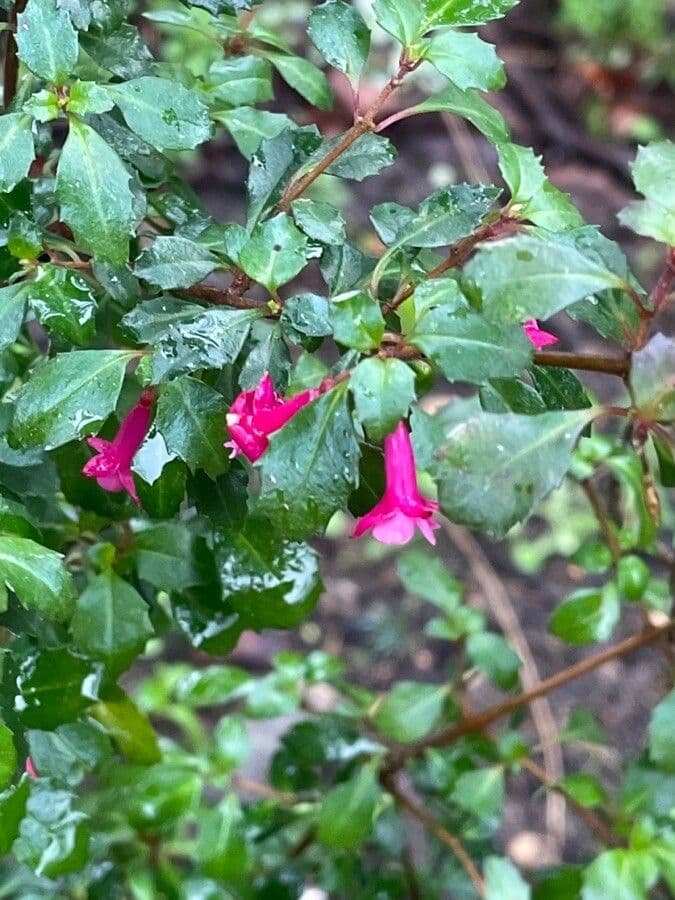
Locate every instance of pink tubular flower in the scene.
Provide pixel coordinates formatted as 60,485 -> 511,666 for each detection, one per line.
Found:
226,372 -> 334,463
523,318 -> 558,350
25,757 -> 37,779
353,421 -> 440,546
82,390 -> 155,506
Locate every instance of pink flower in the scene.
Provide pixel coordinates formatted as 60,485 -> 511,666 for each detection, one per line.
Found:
82,390 -> 155,506
25,757 -> 37,779
353,421 -> 440,546
523,318 -> 558,350
226,372 -> 333,463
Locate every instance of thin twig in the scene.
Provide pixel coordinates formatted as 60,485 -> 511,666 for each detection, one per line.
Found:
181,279 -> 268,311
581,479 -> 622,562
383,773 -> 486,898
381,620 -> 672,776
649,247 -> 675,314
231,774 -> 297,806
532,350 -> 630,378
3,1 -> 27,110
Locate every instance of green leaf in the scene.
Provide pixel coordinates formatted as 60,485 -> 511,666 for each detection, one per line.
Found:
0,722 -> 16,790
173,665 -> 249,707
619,141 -> 675,245
317,764 -> 380,850
79,25 -> 154,80
405,82 -> 510,144
467,632 -> 521,689
549,586 -> 620,646
215,519 -> 322,630
398,550 -> 466,612
485,856 -> 531,900
214,106 -> 292,160
152,377 -> 229,478
265,52 -> 332,110
582,850 -> 659,900
280,293 -> 332,345
246,126 -> 322,226
498,144 -> 584,230
530,365 -> 591,412
90,691 -> 160,765
373,681 -> 446,741
422,0 -> 520,28
325,132 -> 397,180
57,119 -> 136,266
0,115 -> 35,193
373,0 -> 423,46
453,766 -> 505,820
426,407 -> 595,537
350,357 -> 416,441
649,689 -> 675,773
257,384 -> 360,538
239,213 -> 308,291
107,77 -> 213,151
134,236 -> 218,290
560,707 -> 607,745
466,231 -> 630,323
13,780 -> 89,877
121,295 -> 202,342
480,377 -> 547,415
16,0 -> 78,85
12,349 -> 137,449
66,81 -> 114,117
0,283 -> 27,351
197,795 -> 251,881
424,30 -> 505,91
631,333 -> 675,423
557,773 -> 608,808
308,1 -> 370,84
23,88 -> 60,123
292,198 -> 346,245
410,307 -> 532,384
330,291 -> 385,351
120,763 -> 200,831
0,778 -> 29,854
133,523 -> 208,592
71,572 -> 153,659
25,265 -> 97,346
206,55 -> 273,106
27,721 -> 111,787
0,534 -> 75,622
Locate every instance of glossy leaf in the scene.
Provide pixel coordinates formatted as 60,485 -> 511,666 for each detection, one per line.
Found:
349,357 -> 416,441
0,283 -> 28,352
308,0 -> 370,84
214,106 -> 292,159
266,52 -> 332,110
421,0 -> 520,28
0,534 -> 75,622
325,132 -> 397,181
424,30 -> 505,91
292,198 -> 346,245
13,780 -> 89,877
12,350 -> 137,449
239,213 -> 309,291
405,82 -> 510,144
71,572 -> 153,659
25,265 -> 98,346
0,115 -> 35,193
16,0 -> 79,85
373,0 -> 423,46
330,292 -> 385,351
549,586 -> 620,646
134,236 -> 218,290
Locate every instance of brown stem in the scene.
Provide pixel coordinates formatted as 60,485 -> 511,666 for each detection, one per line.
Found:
581,478 -> 622,562
381,621 -> 672,776
383,774 -> 486,898
277,60 -> 415,213
3,1 -> 26,110
532,350 -> 630,378
649,247 -> 675,313
181,280 -> 268,311
382,215 -> 520,315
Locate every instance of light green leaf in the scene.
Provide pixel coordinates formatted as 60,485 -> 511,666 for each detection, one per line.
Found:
0,283 -> 27,351
0,115 -> 35,193
308,0 -> 370,84
16,0 -> 78,85
134,236 -> 218,290
465,232 -> 630,323
57,118 -> 136,266
349,357 -> 416,441
71,572 -> 153,659
206,56 -> 273,106
649,689 -> 675,773
0,534 -> 76,622
424,30 -> 505,91
498,144 -> 584,230
266,52 -> 332,110
317,765 -> 380,850
257,384 -> 360,538
406,82 -> 510,144
373,0 -> 423,46
556,773 -> 608,808
152,377 -> 229,478
582,849 -> 659,900
66,81 -> 114,117
485,856 -> 531,900
330,291 -> 385,351
325,131 -> 397,180
0,723 -> 17,791
12,349 -> 137,449
453,766 -> 504,820
422,0 -> 520,28
374,681 -> 447,742
107,77 -> 213,151
427,407 -> 596,537
549,586 -> 620,646
291,198 -> 346,245
239,213 -> 308,291
213,106 -> 292,160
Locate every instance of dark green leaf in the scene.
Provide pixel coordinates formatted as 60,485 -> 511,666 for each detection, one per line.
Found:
152,377 -> 229,478
239,213 -> 308,291
0,115 -> 35,193
57,119 -> 136,266
308,1 -> 370,84
467,632 -> 521,689
480,377 -> 547,414
0,534 -> 75,622
215,519 -> 322,630
281,292 -> 332,343
0,722 -> 16,790
530,365 -> 591,411
330,291 -> 385,351
25,266 -> 97,346
549,586 -> 620,646
206,55 -> 273,106
325,132 -> 397,180
0,778 -> 29,854
214,106 -> 292,160
12,349 -> 137,449
17,0 -> 79,85
134,236 -> 218,289
71,572 -> 153,659
427,407 -> 595,537
266,53 -> 332,110
0,283 -> 27,352
350,357 -> 416,440
292,198 -> 346,245
422,0 -> 520,28
373,0 -> 423,46
107,77 -> 213,152
133,523 -> 210,591
121,296 -> 202,343
79,25 -> 154,80
257,384 -> 360,538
